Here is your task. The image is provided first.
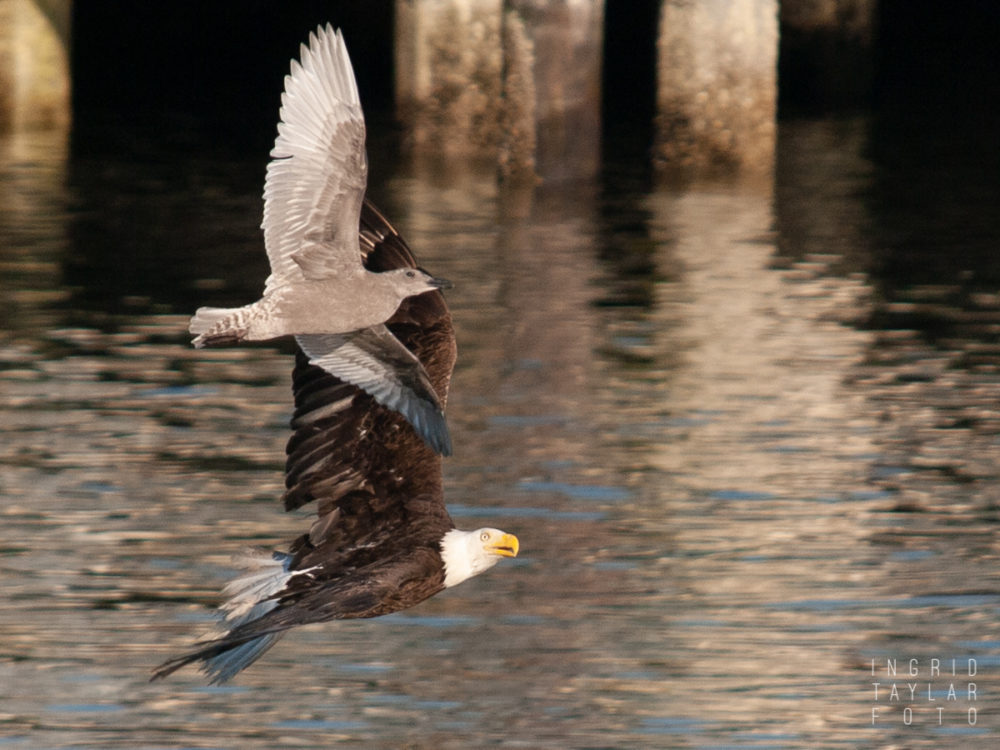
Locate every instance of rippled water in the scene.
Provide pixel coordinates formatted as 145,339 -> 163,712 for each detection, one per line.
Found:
2,117 -> 1000,748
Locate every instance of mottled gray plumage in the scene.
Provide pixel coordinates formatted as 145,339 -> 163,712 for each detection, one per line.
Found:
188,25 -> 451,453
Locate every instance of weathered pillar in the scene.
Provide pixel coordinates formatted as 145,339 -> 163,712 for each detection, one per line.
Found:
779,0 -> 876,110
395,0 -> 503,158
655,0 -> 778,173
394,0 -> 603,181
500,0 -> 602,180
0,0 -> 72,131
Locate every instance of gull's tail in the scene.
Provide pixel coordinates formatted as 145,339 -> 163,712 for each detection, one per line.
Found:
189,304 -> 256,348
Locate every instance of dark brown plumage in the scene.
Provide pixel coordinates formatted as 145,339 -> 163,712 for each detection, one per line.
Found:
152,201 -> 517,684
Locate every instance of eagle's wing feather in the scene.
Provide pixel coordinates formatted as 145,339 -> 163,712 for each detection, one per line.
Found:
295,328 -> 452,457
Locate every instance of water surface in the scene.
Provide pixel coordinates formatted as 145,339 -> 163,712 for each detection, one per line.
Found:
2,117 -> 1000,748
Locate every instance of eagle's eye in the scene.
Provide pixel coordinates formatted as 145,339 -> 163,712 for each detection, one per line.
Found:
480,531 -> 490,542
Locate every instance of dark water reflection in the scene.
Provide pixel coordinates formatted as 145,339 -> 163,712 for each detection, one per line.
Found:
2,116 -> 1000,748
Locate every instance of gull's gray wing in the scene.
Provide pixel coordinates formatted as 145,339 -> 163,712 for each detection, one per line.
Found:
296,328 -> 452,456
262,25 -> 367,291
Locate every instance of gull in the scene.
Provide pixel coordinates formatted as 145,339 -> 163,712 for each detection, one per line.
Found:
189,25 -> 453,454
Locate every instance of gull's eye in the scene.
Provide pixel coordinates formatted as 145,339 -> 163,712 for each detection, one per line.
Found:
480,531 -> 490,542
405,270 -> 416,278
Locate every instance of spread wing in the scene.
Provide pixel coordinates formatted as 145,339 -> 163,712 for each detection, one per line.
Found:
262,25 -> 367,291
282,200 -> 458,521
296,327 -> 451,456
288,198 -> 454,456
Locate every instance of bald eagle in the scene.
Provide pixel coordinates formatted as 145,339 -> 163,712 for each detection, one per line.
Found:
153,199 -> 519,683
151,28 -> 519,684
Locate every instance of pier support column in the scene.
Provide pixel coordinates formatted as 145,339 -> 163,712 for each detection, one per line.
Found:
500,0 -> 602,181
395,0 -> 503,159
0,0 -> 71,131
394,0 -> 602,181
655,0 -> 777,174
779,0 -> 876,110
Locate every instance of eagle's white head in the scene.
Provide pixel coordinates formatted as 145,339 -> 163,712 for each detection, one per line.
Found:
440,528 -> 519,588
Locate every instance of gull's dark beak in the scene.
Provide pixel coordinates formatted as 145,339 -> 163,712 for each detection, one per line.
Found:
429,276 -> 453,290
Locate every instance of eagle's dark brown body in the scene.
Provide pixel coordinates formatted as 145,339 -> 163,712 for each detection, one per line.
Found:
152,202 -> 459,682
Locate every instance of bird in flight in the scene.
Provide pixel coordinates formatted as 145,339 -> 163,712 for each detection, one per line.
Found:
189,25 -> 453,454
153,27 -> 519,684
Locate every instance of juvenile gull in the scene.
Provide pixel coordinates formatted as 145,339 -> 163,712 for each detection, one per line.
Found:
153,174 -> 519,684
189,24 -> 453,454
